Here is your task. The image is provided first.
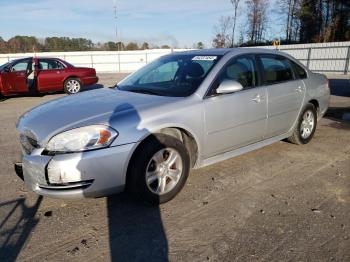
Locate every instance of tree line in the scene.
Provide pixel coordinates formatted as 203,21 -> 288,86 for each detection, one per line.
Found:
1,0 -> 348,53
212,0 -> 350,47
0,36 -> 172,54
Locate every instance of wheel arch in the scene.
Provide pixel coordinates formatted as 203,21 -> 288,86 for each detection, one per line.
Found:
124,126 -> 199,192
124,125 -> 200,185
308,99 -> 320,115
63,76 -> 81,85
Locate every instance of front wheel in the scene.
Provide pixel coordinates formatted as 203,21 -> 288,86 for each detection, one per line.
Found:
288,103 -> 317,145
127,134 -> 190,205
64,78 -> 81,95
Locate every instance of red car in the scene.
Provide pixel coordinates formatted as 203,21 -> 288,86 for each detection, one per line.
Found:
0,57 -> 98,96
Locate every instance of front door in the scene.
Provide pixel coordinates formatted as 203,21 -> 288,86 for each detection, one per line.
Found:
2,59 -> 31,93
203,55 -> 267,158
258,54 -> 305,138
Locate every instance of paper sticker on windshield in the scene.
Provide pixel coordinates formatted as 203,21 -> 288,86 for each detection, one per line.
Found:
192,56 -> 217,61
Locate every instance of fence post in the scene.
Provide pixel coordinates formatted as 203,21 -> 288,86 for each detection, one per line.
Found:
118,52 -> 121,73
344,46 -> 350,75
145,52 -> 148,64
7,56 -> 10,62
306,47 -> 312,69
90,54 -> 94,68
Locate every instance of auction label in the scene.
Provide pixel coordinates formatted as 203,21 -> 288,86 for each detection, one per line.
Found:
192,56 -> 217,61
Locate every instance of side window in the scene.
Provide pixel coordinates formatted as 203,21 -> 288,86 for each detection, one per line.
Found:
55,60 -> 66,69
11,60 -> 30,72
38,59 -> 65,70
260,55 -> 294,84
218,55 -> 258,89
139,61 -> 179,84
290,60 -> 307,79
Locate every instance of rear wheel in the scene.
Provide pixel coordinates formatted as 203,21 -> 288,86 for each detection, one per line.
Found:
64,78 -> 81,94
127,134 -> 190,205
288,103 -> 317,145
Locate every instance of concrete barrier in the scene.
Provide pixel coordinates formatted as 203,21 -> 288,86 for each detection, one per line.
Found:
0,49 -> 187,73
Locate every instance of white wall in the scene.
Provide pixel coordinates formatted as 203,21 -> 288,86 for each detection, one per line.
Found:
0,49 -> 188,73
1,42 -> 349,74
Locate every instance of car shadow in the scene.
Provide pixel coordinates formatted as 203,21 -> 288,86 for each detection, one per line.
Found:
81,84 -> 104,92
0,84 -> 105,101
324,106 -> 350,130
106,193 -> 168,261
0,196 -> 43,261
75,103 -> 168,261
0,92 -> 46,102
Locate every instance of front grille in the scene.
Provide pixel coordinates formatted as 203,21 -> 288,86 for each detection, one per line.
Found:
20,133 -> 39,154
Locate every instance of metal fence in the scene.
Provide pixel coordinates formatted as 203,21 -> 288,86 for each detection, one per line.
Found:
276,45 -> 350,74
1,42 -> 350,74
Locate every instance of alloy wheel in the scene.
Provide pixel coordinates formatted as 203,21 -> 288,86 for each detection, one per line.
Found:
66,80 -> 81,94
145,148 -> 183,195
300,110 -> 315,139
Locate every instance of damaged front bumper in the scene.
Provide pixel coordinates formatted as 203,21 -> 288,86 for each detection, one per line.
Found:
14,144 -> 136,199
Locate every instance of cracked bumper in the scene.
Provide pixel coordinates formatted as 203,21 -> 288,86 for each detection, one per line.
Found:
15,143 -> 136,199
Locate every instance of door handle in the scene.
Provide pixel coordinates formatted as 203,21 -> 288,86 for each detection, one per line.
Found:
252,94 -> 263,103
295,86 -> 302,93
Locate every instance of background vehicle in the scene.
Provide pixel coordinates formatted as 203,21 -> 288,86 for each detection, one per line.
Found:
0,57 -> 98,96
15,48 -> 330,204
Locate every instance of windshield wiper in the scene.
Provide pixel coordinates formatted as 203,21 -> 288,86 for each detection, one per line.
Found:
129,89 -> 161,96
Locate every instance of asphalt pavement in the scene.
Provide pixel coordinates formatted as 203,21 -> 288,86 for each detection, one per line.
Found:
0,73 -> 349,262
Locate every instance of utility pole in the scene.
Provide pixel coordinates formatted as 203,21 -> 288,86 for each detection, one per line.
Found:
230,0 -> 240,48
113,0 -> 119,51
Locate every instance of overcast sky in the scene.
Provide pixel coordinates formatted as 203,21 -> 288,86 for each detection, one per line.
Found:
0,0 -> 282,47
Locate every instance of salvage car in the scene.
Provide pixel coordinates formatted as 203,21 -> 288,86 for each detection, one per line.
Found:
0,57 -> 98,96
15,48 -> 330,204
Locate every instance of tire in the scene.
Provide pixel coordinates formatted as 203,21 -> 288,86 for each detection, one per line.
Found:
64,78 -> 82,95
127,133 -> 190,205
288,103 -> 317,145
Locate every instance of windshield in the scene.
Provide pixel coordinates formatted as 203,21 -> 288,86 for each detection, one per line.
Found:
117,54 -> 222,97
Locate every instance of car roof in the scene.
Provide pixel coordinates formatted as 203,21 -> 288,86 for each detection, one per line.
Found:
10,57 -> 63,61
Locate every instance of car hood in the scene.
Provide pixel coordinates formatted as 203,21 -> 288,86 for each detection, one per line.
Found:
17,88 -> 179,145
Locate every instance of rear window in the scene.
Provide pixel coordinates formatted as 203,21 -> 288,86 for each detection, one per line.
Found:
260,55 -> 294,84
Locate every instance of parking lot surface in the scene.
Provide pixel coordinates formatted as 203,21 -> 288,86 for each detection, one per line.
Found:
0,74 -> 349,261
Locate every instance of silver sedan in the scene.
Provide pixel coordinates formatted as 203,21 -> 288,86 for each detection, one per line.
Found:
15,48 -> 330,204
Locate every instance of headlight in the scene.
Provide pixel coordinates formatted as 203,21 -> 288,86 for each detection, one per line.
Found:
46,125 -> 118,153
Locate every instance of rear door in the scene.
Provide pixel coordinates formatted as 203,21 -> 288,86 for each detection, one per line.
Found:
37,59 -> 66,91
2,59 -> 31,93
203,54 -> 267,157
258,54 -> 305,138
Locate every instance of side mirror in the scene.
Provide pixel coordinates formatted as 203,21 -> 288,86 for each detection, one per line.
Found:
216,79 -> 243,94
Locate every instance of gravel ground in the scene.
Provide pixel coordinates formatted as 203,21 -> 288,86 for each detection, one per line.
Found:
0,74 -> 349,262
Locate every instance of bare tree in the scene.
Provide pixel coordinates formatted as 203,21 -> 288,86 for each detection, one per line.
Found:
230,0 -> 241,47
245,0 -> 269,43
212,16 -> 233,48
279,0 -> 302,42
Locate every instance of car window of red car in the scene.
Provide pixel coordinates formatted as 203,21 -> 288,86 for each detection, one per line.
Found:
38,59 -> 65,70
12,60 -> 30,72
